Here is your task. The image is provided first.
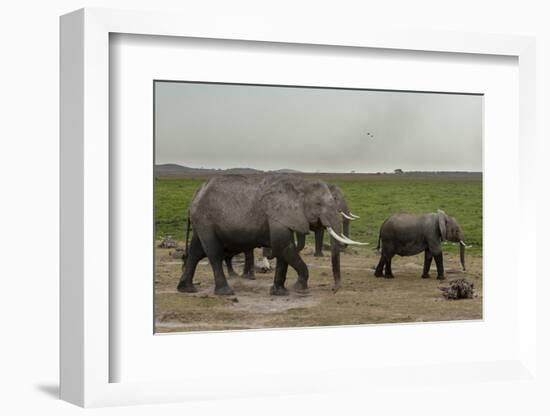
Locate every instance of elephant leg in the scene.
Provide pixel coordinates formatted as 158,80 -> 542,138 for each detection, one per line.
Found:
422,249 -> 433,278
427,241 -> 444,279
282,245 -> 309,293
242,250 -> 256,280
177,234 -> 206,293
374,255 -> 385,277
225,255 -> 238,278
262,247 -> 273,259
384,254 -> 395,278
200,233 -> 234,295
314,228 -> 325,257
270,258 -> 289,296
434,253 -> 445,279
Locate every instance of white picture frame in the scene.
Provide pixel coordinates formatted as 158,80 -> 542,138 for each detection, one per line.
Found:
60,8 -> 538,408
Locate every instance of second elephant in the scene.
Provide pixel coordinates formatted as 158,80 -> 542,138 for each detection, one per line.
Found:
374,210 -> 468,279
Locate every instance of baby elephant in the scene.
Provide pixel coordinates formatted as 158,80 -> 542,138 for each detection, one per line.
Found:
374,210 -> 467,279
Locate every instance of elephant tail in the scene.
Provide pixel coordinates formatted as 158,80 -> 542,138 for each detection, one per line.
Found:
375,225 -> 384,253
183,210 -> 191,266
375,218 -> 389,253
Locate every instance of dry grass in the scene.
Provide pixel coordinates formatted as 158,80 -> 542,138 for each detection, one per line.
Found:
155,242 -> 482,333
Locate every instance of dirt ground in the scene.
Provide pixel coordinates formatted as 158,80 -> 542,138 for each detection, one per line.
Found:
154,243 -> 482,333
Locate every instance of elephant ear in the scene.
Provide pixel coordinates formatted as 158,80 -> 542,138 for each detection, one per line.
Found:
260,181 -> 310,234
437,209 -> 447,241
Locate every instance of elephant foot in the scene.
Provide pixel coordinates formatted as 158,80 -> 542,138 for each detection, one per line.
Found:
214,285 -> 235,296
332,281 -> 341,293
177,281 -> 197,293
421,273 -> 430,279
227,271 -> 238,278
313,252 -> 324,257
384,274 -> 395,279
270,285 -> 289,296
241,273 -> 256,280
374,271 -> 384,278
436,275 -> 446,281
293,280 -> 309,294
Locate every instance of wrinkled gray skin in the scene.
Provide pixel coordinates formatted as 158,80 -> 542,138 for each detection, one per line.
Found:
374,211 -> 466,279
184,182 -> 260,280
177,174 -> 344,295
225,180 -> 354,274
296,183 -> 352,257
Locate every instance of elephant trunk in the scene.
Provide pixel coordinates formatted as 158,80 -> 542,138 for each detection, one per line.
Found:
322,211 -> 367,291
295,233 -> 306,252
330,235 -> 341,292
343,219 -> 350,238
458,231 -> 466,271
322,214 -> 343,292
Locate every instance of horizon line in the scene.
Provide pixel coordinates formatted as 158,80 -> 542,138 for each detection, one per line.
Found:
155,163 -> 482,175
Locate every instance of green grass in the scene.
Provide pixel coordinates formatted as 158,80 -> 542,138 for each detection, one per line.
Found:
154,177 -> 204,239
155,175 -> 482,256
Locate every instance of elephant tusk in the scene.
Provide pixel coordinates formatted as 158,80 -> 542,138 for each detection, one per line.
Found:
339,233 -> 369,246
327,227 -> 369,245
327,227 -> 352,245
349,212 -> 360,219
460,240 -> 473,248
340,211 -> 357,221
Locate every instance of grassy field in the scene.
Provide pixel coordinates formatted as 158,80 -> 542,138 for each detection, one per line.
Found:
155,173 -> 483,255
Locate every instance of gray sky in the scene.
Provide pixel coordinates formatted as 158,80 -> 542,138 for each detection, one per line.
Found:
155,82 -> 482,173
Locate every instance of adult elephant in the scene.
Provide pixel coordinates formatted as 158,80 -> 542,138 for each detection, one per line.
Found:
177,174 -> 366,296
374,210 -> 469,279
221,179 -> 361,277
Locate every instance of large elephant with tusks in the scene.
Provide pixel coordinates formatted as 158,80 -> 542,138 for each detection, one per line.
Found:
177,174 -> 366,296
224,180 -> 361,278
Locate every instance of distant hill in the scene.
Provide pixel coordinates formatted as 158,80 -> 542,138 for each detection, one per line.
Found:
154,164 -> 217,176
155,164 -> 270,177
224,167 -> 265,174
270,168 -> 302,173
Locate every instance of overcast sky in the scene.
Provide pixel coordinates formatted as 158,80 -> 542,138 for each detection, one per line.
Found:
155,81 -> 482,173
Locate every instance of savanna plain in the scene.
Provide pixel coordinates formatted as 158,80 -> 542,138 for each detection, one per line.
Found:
155,173 -> 483,333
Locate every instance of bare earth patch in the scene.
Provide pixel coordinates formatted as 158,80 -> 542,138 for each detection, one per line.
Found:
155,242 -> 482,333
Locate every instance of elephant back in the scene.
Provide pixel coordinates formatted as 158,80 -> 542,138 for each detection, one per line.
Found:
189,174 -> 265,226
